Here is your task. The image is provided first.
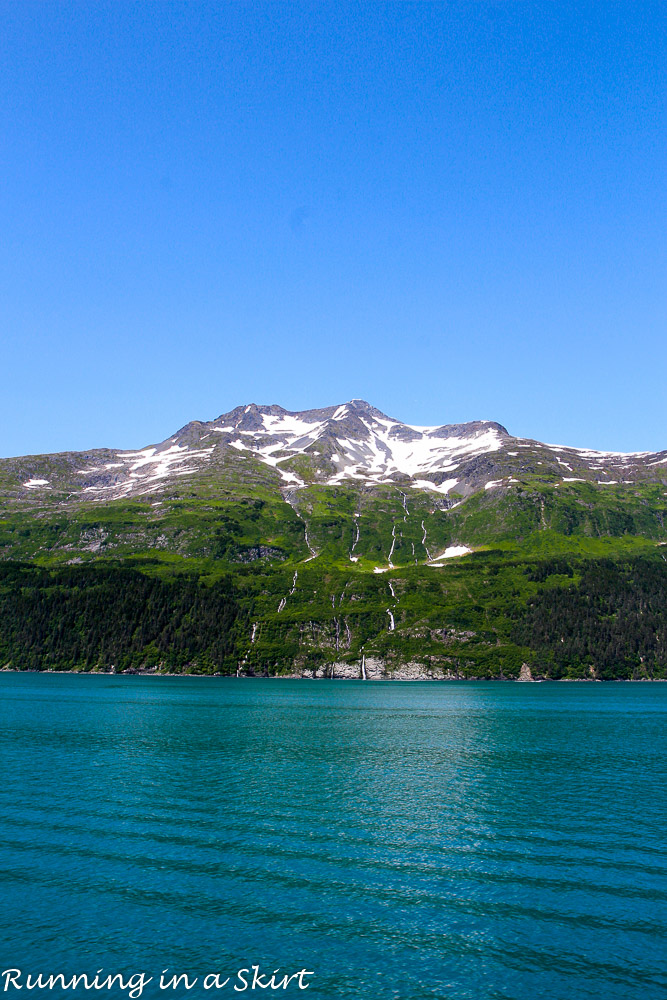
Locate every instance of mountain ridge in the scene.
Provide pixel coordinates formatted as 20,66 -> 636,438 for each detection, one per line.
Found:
3,399 -> 666,506
0,398 -> 666,680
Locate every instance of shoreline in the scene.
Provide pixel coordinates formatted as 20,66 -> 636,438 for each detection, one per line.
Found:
0,668 -> 664,682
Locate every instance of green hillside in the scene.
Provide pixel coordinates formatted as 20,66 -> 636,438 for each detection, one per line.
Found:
2,401 -> 666,679
1,466 -> 666,679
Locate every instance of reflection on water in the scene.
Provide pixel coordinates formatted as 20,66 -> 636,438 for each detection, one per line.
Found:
0,676 -> 665,999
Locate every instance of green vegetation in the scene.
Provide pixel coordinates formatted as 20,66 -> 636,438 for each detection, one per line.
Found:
514,555 -> 667,679
1,467 -> 666,679
1,545 -> 665,680
0,562 -> 244,674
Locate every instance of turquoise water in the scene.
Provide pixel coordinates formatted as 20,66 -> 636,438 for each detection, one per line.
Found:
0,675 -> 665,999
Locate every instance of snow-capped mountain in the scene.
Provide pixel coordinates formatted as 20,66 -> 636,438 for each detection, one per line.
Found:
6,398 -> 667,503
182,399 -> 509,492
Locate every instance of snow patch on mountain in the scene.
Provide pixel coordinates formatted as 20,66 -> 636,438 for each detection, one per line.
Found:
206,404 -> 505,486
51,400 -> 666,503
545,443 -> 653,460
429,545 -> 472,564
411,478 -> 459,495
75,443 -> 215,500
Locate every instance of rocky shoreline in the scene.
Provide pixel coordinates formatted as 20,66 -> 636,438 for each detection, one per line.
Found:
1,664 -> 664,681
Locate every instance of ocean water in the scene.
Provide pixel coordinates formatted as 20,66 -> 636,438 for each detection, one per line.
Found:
0,675 -> 665,1000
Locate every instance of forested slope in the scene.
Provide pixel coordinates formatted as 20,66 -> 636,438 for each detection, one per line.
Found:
1,550 -> 665,679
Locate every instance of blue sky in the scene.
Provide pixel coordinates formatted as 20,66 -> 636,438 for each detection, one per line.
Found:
1,1 -> 665,456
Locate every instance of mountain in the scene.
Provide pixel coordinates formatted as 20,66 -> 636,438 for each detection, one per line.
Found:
1,400 -> 666,680
5,398 -> 667,505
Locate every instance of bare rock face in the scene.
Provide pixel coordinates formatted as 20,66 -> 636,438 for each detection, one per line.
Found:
517,662 -> 534,682
308,658 -> 466,681
363,657 -> 385,680
334,661 -> 362,679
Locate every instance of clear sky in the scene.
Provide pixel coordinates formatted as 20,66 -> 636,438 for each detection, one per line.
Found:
1,1 -> 665,457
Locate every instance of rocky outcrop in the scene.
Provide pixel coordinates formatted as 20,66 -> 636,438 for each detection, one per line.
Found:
517,662 -> 534,682
273,657 -> 512,681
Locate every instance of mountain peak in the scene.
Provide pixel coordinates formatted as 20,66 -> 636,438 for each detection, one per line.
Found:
3,398 -> 666,508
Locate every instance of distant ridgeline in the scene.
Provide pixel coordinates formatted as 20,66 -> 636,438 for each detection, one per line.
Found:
1,400 -> 666,679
